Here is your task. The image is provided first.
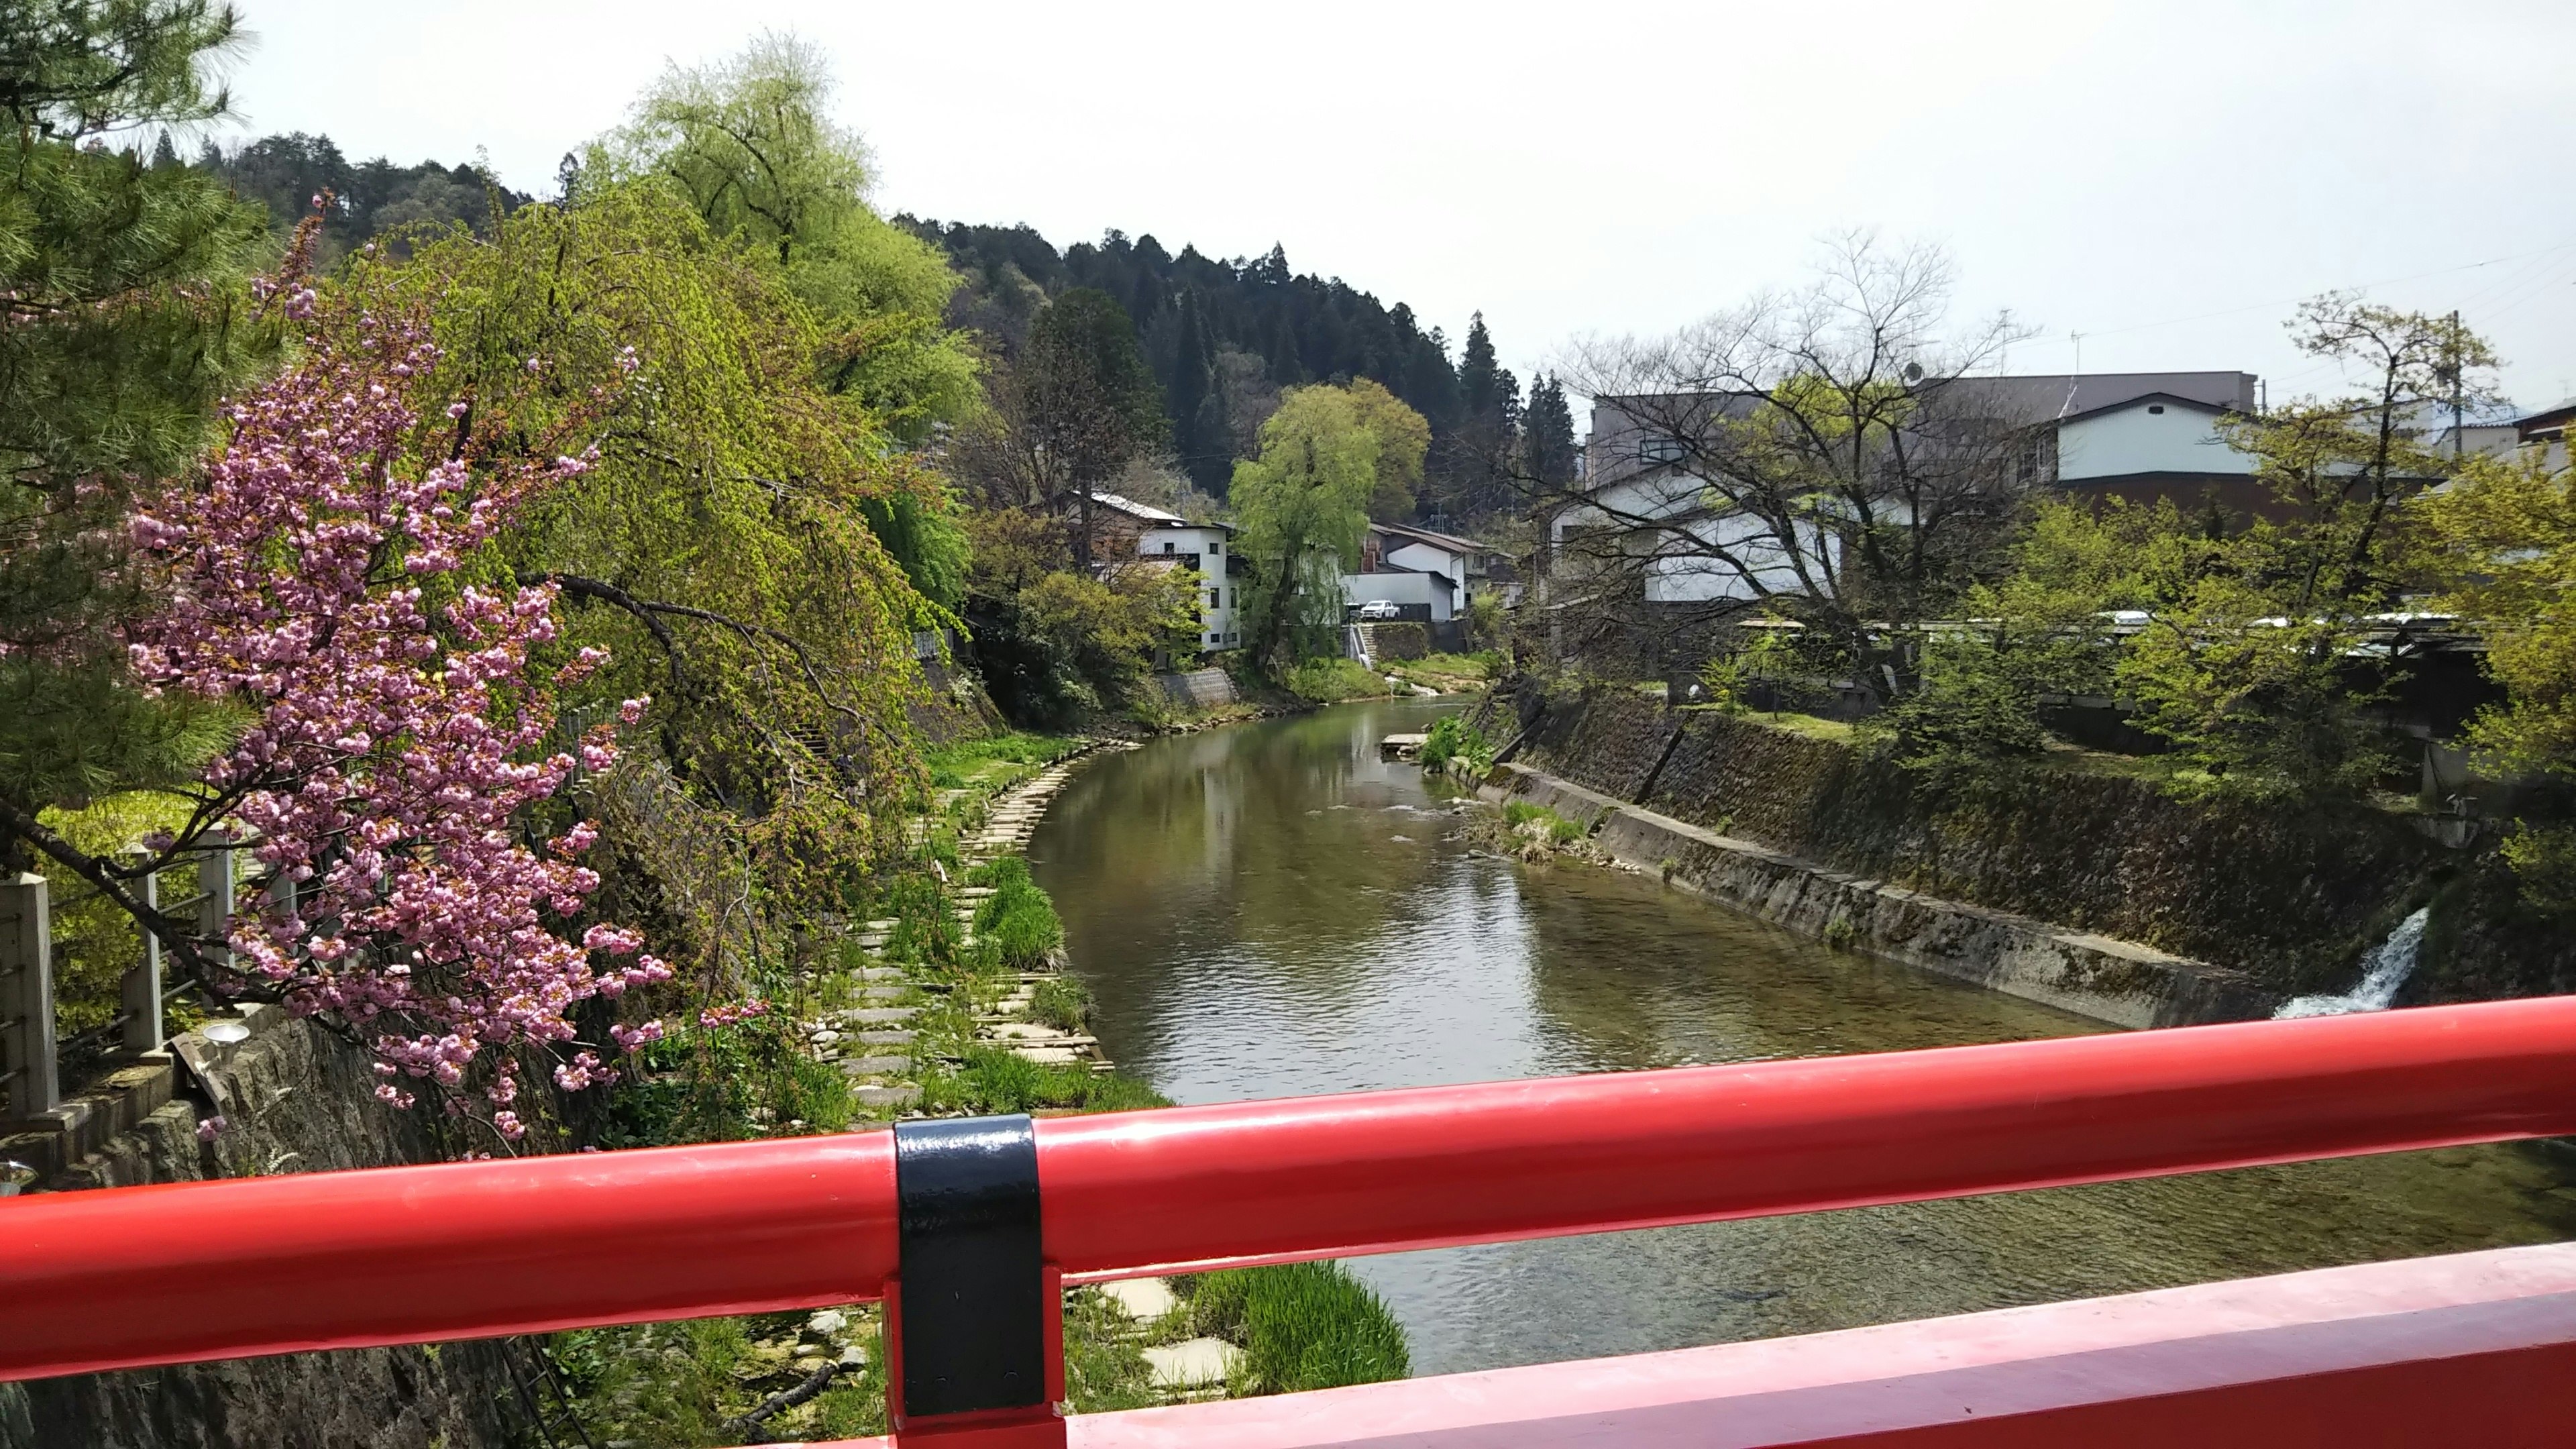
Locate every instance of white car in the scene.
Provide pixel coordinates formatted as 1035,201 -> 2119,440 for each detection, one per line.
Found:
1356,600 -> 1402,621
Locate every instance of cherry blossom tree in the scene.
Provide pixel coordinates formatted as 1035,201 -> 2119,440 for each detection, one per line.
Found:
105,231 -> 665,1141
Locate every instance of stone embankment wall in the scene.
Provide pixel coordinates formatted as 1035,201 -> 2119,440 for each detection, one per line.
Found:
1,1009 -> 520,1449
1477,682 -> 2465,1013
1484,766 -> 2269,1028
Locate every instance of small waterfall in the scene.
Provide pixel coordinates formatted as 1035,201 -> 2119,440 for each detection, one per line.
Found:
2273,906 -> 2432,1020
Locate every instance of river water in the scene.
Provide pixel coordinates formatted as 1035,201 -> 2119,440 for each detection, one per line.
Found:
1027,698 -> 2576,1377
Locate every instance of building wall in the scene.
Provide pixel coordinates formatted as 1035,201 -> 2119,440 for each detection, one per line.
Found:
2058,403 -> 2253,480
1343,571 -> 1453,621
1140,525 -> 1240,650
1385,541 -> 1466,594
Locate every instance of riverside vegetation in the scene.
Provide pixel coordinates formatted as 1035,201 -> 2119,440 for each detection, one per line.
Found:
0,12 -> 1407,1446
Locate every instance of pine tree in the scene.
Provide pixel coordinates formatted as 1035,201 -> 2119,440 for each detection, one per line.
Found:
1458,312 -> 1505,420
1523,372 -> 1579,486
0,0 -> 274,869
1440,313 -> 1521,522
1170,289 -> 1232,492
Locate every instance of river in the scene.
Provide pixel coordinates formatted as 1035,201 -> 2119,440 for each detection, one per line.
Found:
1026,698 -> 2576,1377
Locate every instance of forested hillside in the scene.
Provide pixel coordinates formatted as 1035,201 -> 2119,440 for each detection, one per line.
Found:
905,219 -> 1577,516
193,131 -> 534,262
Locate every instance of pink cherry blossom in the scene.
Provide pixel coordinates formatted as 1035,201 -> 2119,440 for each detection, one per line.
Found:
127,272 -> 656,1138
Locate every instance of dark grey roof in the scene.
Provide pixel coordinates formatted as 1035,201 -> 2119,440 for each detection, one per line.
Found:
2052,390 -> 2232,426
1937,372 -> 2259,425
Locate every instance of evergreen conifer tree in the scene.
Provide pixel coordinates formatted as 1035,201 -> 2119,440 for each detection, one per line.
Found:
0,0 -> 273,869
1523,373 -> 1579,486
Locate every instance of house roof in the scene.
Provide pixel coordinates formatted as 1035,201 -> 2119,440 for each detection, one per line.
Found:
1371,520 -> 1489,555
2052,391 -> 2234,427
1069,491 -> 1237,533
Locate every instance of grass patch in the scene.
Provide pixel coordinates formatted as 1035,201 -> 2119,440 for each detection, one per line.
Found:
926,1046 -> 1169,1116
1282,657 -> 1393,703
1503,799 -> 1586,845
1185,1262 -> 1409,1394
1387,651 -> 1501,690
1030,975 -> 1091,1034
970,857 -> 1065,970
924,731 -> 1082,792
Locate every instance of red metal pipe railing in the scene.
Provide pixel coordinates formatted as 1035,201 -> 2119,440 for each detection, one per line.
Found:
9,996 -> 2576,1383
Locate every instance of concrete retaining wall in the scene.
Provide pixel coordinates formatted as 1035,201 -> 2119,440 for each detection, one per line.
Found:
1477,682 -> 2443,999
1484,765 -> 2271,1030
1156,667 -> 1240,712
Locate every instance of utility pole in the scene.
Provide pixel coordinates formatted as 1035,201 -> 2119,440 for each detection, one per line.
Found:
2450,309 -> 2465,462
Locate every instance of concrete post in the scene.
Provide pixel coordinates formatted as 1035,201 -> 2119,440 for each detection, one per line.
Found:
198,836 -> 235,973
0,873 -> 60,1121
121,856 -> 164,1056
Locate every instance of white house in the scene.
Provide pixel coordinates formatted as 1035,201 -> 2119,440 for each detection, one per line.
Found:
1128,513 -> 1242,653
1059,492 -> 1243,654
1342,521 -> 1493,622
1566,371 -> 2271,608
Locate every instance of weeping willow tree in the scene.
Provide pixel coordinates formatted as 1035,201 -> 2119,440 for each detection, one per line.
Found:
596,30 -> 981,441
339,180 -> 955,981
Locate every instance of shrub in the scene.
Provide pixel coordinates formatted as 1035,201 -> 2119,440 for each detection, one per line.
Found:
1187,1262 -> 1409,1394
1417,715 -> 1493,777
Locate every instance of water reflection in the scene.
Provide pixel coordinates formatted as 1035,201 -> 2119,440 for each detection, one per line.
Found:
1030,700 -> 2576,1377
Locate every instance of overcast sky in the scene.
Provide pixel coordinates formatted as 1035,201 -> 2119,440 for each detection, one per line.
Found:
211,0 -> 2576,419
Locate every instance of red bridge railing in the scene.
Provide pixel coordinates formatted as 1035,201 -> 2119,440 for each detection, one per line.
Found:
9,996 -> 2576,1445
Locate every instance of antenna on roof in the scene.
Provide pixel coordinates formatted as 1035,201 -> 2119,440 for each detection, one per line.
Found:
1902,362 -> 1924,385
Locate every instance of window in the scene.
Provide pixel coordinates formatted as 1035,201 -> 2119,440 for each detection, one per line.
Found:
1163,540 -> 1175,553
2147,404 -> 2166,415
1207,591 -> 1220,610
1638,434 -> 1686,465
1228,588 -> 1236,608
1208,540 -> 1220,555
1205,631 -> 1218,645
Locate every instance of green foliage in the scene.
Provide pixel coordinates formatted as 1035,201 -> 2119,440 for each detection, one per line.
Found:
552,1309 -> 886,1448
199,132 -> 531,262
604,31 -> 977,437
962,506 -> 1196,725
1342,378 -> 1430,521
878,874 -> 959,966
603,1010 -> 857,1148
1281,658 -> 1390,703
1502,799 -> 1585,845
906,223 -> 1474,498
2415,443 -> 2576,906
859,490 -> 971,614
1234,386 -> 1380,663
1187,1263 -> 1409,1394
924,731 -> 1080,791
0,0 -> 273,857
972,861 -> 1064,970
929,1046 -> 1167,1115
1417,716 -> 1493,777
1697,625 -> 1799,716
351,180 -> 951,922
1029,975 -> 1091,1034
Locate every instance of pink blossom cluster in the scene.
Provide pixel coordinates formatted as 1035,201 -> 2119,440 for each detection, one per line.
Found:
127,297 -> 667,1140
696,1000 -> 769,1028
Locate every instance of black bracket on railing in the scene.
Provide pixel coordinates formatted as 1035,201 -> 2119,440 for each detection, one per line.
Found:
889,1114 -> 1062,1441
